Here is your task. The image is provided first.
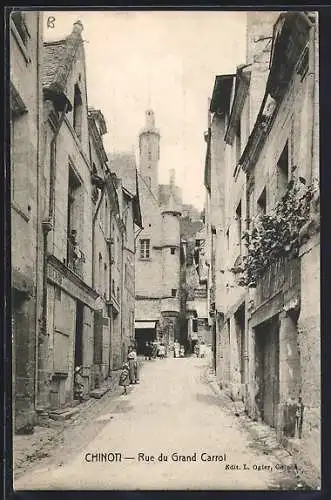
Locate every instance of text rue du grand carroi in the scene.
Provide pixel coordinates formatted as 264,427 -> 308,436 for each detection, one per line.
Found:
84,451 -> 227,463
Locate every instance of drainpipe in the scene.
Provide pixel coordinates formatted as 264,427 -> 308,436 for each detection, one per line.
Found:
38,101 -> 68,409
121,228 -> 124,358
107,209 -> 113,375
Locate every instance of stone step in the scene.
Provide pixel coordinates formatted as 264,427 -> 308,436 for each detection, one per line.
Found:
89,385 -> 111,399
49,408 -> 80,421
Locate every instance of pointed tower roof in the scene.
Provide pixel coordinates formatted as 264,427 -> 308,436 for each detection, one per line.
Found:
159,169 -> 182,216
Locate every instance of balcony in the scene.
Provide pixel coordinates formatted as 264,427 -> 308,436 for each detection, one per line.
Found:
255,256 -> 300,307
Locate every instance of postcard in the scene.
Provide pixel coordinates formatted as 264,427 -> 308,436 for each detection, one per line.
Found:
9,9 -> 320,491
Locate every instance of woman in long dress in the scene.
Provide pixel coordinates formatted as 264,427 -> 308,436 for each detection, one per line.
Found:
127,345 -> 138,383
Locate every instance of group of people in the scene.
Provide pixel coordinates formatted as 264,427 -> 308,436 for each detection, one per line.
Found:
143,341 -> 166,360
119,345 -> 139,395
173,341 -> 185,358
75,339 -> 209,401
194,341 -> 207,358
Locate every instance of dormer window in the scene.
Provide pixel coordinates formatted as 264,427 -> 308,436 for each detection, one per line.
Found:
73,83 -> 83,140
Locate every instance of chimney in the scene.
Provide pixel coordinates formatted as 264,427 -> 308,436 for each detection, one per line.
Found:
73,20 -> 84,35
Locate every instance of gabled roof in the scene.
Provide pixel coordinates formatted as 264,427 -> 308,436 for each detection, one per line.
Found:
42,20 -> 84,111
108,151 -> 143,228
108,152 -> 137,198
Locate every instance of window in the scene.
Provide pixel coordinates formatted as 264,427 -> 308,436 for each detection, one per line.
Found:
226,229 -> 230,251
73,84 -> 83,140
277,142 -> 289,201
227,319 -> 230,344
236,201 -> 242,255
247,184 -> 255,231
140,239 -> 150,259
148,151 -> 152,160
112,279 -> 115,296
171,289 -> 177,298
67,165 -> 83,274
11,12 -> 29,46
236,119 -> 241,164
104,199 -> 109,237
170,247 -> 176,255
104,263 -> 108,299
193,319 -> 198,333
98,253 -> 103,294
55,286 -> 62,302
257,187 -> 267,215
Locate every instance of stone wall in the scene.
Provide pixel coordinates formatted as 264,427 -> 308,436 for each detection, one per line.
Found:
10,11 -> 43,431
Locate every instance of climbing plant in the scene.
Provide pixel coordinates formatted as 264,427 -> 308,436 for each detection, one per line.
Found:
234,177 -> 317,287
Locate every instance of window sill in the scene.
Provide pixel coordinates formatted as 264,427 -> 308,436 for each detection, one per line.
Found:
10,19 -> 31,64
139,258 -> 151,261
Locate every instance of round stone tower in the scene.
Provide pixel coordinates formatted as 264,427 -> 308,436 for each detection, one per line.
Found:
139,110 -> 160,197
159,171 -> 182,345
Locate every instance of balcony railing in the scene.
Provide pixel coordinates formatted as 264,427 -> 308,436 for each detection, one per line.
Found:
255,256 -> 300,307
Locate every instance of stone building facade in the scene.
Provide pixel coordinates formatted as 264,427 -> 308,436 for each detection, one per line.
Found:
204,11 -> 320,477
10,18 -> 142,427
109,152 -> 143,367
135,111 -> 208,353
10,11 -> 44,432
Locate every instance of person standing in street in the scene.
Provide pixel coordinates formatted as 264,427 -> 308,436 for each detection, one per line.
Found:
119,363 -> 130,395
74,366 -> 84,403
127,345 -> 139,384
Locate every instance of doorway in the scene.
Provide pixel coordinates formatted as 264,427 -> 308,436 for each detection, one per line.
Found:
74,301 -> 84,368
234,304 -> 245,385
135,327 -> 156,355
255,316 -> 280,428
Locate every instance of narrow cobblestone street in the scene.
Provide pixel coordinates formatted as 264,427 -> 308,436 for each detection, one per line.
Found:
15,355 -> 300,491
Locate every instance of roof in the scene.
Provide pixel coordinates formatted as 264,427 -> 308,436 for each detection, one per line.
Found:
42,21 -> 84,111
209,74 -> 235,114
158,184 -> 182,208
108,152 -> 143,228
108,152 -> 137,197
224,65 -> 251,145
240,12 -> 313,173
160,190 -> 182,216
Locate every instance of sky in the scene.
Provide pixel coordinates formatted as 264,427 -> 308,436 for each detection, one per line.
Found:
43,11 -> 247,211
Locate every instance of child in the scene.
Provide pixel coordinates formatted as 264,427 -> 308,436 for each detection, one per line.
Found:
119,363 -> 130,395
74,366 -> 84,403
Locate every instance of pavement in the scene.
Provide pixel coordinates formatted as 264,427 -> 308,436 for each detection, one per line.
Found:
14,355 -> 314,491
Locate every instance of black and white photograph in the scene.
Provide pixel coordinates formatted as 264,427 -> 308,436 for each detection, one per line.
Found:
9,9 -> 320,491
